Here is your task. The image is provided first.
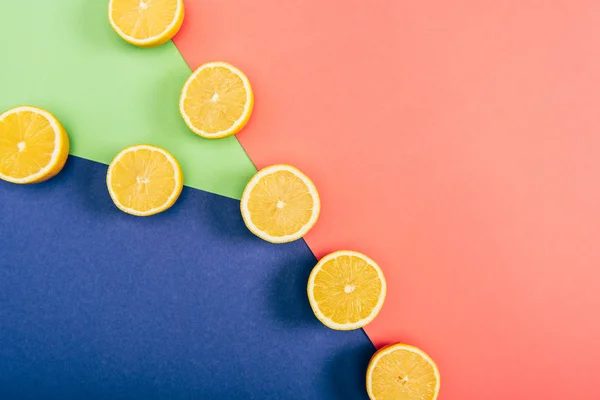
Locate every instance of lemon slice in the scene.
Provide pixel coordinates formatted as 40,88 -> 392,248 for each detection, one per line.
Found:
366,344 -> 441,400
106,144 -> 183,216
108,0 -> 184,48
0,106 -> 69,184
240,164 -> 320,243
307,250 -> 386,330
180,61 -> 254,139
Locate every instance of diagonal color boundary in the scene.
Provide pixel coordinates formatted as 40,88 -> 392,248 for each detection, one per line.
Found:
0,0 -> 256,200
0,0 -> 375,350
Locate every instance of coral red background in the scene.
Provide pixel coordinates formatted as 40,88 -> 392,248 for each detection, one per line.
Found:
175,1 -> 600,398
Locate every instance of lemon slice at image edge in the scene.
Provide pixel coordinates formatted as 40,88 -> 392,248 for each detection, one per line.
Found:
240,164 -> 320,243
180,61 -> 254,139
106,144 -> 183,216
109,0 -> 184,48
366,344 -> 440,400
0,106 -> 69,184
307,250 -> 386,330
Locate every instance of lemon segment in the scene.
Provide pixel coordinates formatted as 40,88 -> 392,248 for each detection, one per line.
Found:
106,144 -> 183,216
0,106 -> 69,184
180,62 -> 254,139
240,164 -> 320,243
108,0 -> 184,48
307,250 -> 386,330
366,344 -> 440,400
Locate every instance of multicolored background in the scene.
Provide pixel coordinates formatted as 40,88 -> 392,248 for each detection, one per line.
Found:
2,1 -> 600,398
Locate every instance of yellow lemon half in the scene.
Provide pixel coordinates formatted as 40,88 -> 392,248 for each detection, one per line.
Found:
0,106 -> 69,184
307,250 -> 386,330
106,144 -> 183,216
366,344 -> 440,400
240,164 -> 320,243
180,61 -> 254,139
108,0 -> 184,48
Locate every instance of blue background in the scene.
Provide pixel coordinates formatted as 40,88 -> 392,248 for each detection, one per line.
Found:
0,156 -> 374,399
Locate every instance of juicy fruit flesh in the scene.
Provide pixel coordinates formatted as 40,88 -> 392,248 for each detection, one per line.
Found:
313,255 -> 383,324
182,66 -> 247,134
111,0 -> 178,39
247,170 -> 315,237
370,348 -> 438,400
109,148 -> 177,213
0,111 -> 56,179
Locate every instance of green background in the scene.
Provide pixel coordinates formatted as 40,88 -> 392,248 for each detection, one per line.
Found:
0,0 -> 256,199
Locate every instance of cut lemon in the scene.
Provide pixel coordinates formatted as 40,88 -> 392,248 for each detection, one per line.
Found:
108,0 -> 184,48
366,344 -> 440,400
240,164 -> 320,243
0,106 -> 69,184
307,250 -> 386,330
106,144 -> 183,216
180,61 -> 254,139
